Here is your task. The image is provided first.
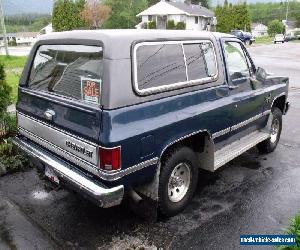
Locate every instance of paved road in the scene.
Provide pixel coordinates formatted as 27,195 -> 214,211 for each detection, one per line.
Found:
0,46 -> 31,56
248,42 -> 300,89
1,43 -> 300,249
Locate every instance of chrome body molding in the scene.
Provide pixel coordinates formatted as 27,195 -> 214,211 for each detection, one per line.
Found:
212,127 -> 231,139
231,110 -> 271,132
160,129 -> 212,159
12,137 -> 124,208
18,127 -> 101,176
18,113 -> 159,181
18,112 -> 99,165
212,110 -> 271,139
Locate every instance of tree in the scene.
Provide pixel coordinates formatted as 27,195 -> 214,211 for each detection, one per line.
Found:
81,0 -> 111,29
268,19 -> 285,36
52,0 -> 87,31
0,63 -> 11,116
215,1 -> 251,33
102,0 -> 147,29
191,0 -> 210,9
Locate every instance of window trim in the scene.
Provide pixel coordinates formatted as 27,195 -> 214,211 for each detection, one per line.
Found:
133,40 -> 219,96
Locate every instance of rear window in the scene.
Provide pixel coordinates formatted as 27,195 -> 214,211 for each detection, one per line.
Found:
28,45 -> 103,105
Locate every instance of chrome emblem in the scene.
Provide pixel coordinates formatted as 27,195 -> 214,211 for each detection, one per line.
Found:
44,109 -> 56,121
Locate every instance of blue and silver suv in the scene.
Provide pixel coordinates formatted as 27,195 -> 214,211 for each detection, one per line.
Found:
13,30 -> 289,217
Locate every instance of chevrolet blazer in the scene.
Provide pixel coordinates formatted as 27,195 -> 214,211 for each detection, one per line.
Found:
13,30 -> 289,217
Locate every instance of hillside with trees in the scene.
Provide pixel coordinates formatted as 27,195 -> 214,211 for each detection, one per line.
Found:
4,14 -> 51,33
249,1 -> 300,26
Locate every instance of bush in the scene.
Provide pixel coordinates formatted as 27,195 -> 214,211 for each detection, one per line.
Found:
176,22 -> 186,30
277,214 -> 300,250
0,138 -> 30,176
0,62 -> 12,115
148,21 -> 156,29
141,22 -> 147,29
167,20 -> 175,30
268,19 -> 285,37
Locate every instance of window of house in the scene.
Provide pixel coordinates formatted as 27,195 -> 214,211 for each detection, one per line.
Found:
195,17 -> 198,24
148,15 -> 153,21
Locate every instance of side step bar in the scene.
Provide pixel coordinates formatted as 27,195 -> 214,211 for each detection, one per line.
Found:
214,131 -> 270,170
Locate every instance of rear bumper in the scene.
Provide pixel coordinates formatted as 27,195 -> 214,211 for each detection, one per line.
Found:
12,136 -> 124,208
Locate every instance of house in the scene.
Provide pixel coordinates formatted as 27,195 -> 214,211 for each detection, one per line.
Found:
251,23 -> 268,37
15,32 -> 38,46
0,33 -> 17,44
136,0 -> 216,31
39,23 -> 53,35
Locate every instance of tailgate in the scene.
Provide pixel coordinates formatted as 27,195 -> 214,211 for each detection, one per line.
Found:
17,43 -> 104,168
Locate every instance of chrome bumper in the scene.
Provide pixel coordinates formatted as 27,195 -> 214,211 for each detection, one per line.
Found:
12,137 -> 124,208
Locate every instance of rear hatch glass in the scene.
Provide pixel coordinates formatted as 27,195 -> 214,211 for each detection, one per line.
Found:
29,45 -> 103,105
17,44 -> 104,169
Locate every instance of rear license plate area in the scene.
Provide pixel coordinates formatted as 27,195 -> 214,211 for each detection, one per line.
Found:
45,166 -> 60,185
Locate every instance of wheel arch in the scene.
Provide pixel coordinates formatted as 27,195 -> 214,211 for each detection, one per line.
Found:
159,130 -> 215,172
272,94 -> 286,113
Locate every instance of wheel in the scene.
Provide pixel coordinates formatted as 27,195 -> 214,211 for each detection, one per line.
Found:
158,146 -> 198,217
257,107 -> 282,154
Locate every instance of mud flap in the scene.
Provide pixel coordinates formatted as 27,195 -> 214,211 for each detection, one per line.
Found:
128,163 -> 161,221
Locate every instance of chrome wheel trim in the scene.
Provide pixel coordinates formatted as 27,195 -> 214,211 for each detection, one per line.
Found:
270,118 -> 280,143
168,162 -> 191,203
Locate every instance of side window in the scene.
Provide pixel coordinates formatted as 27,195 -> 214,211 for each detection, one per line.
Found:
224,42 -> 250,82
136,44 -> 187,90
183,44 -> 207,81
183,42 -> 217,81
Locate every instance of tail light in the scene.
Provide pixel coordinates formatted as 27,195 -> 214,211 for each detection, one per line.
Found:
99,146 -> 121,171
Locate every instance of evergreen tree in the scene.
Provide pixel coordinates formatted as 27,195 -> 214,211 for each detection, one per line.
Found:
191,0 -> 210,9
0,63 -> 11,116
103,0 -> 148,29
52,0 -> 87,31
215,1 -> 251,33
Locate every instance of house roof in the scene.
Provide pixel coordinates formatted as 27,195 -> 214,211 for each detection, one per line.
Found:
16,32 -> 39,38
137,1 -> 214,18
168,2 -> 214,17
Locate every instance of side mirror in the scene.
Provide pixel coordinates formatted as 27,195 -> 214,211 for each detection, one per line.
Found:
256,67 -> 267,81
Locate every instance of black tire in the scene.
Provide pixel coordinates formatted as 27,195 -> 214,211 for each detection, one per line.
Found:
158,146 -> 198,217
257,107 -> 282,154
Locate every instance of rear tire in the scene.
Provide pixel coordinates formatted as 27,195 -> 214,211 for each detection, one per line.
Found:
158,146 -> 198,217
257,107 -> 282,154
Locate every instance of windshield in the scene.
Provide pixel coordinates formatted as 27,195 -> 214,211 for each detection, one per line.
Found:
28,45 -> 103,105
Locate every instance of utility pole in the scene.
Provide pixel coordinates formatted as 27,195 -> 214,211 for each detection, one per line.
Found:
285,0 -> 290,22
0,0 -> 9,56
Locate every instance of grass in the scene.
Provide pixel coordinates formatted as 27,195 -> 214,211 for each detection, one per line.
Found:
255,36 -> 274,45
0,56 -> 27,103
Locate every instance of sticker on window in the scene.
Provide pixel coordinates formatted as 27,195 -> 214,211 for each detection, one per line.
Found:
81,77 -> 101,104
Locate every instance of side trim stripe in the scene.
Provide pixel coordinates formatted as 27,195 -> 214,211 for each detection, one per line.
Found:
212,110 -> 271,139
